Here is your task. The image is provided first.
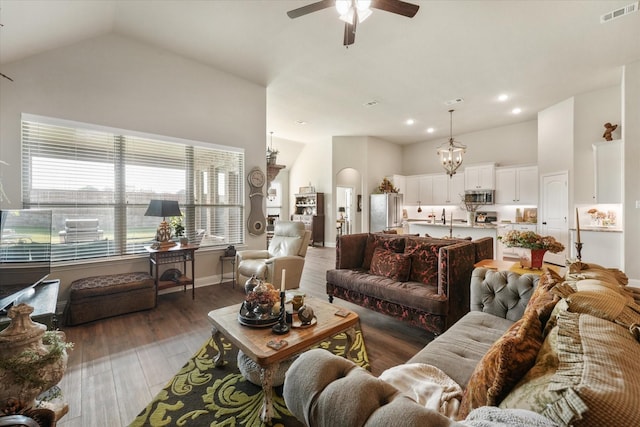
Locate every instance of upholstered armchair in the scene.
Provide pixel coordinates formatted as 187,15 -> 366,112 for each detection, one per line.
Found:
236,221 -> 311,290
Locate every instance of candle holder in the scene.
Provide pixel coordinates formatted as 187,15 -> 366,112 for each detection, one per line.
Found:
272,291 -> 290,335
574,242 -> 583,261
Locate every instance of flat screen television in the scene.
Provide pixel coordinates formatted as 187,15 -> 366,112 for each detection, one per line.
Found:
0,209 -> 52,312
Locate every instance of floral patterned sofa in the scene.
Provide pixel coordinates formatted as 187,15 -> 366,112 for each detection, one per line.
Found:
326,233 -> 494,335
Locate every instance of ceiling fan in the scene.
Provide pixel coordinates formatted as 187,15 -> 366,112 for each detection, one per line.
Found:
287,0 -> 420,46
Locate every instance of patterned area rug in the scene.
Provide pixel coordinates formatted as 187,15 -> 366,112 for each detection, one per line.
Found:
130,327 -> 369,426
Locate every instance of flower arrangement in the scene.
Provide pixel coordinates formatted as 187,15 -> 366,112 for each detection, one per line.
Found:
376,177 -> 399,193
498,230 -> 565,253
245,283 -> 279,306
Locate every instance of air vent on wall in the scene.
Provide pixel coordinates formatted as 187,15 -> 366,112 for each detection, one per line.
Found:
601,2 -> 638,23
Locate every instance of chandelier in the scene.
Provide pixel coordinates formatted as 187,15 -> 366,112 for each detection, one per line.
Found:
437,109 -> 466,177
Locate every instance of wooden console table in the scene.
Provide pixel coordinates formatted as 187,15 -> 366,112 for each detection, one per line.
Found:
145,244 -> 198,301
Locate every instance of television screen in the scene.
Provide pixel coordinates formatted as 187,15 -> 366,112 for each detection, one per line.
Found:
0,209 -> 52,311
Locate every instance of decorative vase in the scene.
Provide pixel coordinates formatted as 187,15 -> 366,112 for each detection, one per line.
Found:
466,211 -> 475,225
254,303 -> 273,319
519,249 -> 547,269
244,275 -> 260,294
0,304 -> 70,409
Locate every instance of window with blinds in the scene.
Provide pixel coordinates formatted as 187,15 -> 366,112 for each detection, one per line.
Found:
21,114 -> 244,263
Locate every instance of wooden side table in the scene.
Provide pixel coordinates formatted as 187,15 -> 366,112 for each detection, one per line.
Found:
219,255 -> 236,288
474,259 -> 563,276
145,244 -> 198,303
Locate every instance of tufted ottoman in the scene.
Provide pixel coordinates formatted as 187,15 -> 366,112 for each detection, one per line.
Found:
64,272 -> 155,325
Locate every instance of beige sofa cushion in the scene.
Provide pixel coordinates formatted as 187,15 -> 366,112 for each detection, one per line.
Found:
542,311 -> 640,426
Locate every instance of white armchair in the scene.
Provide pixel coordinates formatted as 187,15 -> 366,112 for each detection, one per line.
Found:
236,221 -> 311,290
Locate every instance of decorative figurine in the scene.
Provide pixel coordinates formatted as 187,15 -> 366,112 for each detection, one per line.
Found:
297,305 -> 315,325
603,122 -> 618,141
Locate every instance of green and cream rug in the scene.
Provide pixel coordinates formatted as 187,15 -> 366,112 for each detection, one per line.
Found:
130,327 -> 369,426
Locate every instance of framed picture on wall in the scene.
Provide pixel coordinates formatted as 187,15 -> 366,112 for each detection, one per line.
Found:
357,194 -> 362,212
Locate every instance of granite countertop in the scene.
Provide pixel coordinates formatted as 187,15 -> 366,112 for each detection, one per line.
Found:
408,221 -> 497,229
570,226 -> 622,233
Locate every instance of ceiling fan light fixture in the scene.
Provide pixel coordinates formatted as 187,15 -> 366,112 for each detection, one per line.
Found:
436,109 -> 466,177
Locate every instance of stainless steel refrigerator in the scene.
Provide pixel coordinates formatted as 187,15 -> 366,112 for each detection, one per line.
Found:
370,193 -> 404,232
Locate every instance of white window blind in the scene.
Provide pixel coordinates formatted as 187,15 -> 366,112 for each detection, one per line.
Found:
21,115 -> 244,262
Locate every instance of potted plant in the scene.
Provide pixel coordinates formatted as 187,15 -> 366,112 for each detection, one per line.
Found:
170,216 -> 188,245
498,230 -> 565,269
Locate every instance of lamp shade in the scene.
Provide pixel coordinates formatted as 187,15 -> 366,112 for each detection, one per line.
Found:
338,207 -> 346,213
144,200 -> 182,218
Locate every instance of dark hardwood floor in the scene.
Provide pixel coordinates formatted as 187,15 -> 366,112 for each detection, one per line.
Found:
56,246 -> 430,427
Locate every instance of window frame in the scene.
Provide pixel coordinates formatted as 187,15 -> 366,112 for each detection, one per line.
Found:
21,113 -> 245,264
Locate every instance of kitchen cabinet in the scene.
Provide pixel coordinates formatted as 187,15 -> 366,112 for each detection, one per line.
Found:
495,166 -> 538,204
571,229 -> 623,270
404,175 -> 433,205
464,164 -> 495,190
593,140 -> 623,203
432,173 -> 465,205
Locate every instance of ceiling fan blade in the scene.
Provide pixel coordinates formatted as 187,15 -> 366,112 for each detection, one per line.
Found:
287,0 -> 335,19
371,0 -> 420,18
343,21 -> 356,46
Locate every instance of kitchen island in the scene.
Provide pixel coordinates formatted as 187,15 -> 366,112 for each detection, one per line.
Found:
408,221 -> 498,257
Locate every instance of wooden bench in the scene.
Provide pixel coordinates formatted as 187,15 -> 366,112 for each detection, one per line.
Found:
64,272 -> 155,326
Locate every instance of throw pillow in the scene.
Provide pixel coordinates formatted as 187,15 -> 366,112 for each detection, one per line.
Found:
369,247 -> 412,282
526,268 -> 562,328
404,238 -> 451,285
457,307 -> 543,420
543,311 -> 640,426
362,234 -> 405,270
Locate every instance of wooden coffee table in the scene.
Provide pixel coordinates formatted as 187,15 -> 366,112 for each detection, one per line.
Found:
207,295 -> 360,423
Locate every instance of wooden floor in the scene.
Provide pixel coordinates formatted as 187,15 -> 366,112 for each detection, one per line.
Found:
56,246 -> 430,427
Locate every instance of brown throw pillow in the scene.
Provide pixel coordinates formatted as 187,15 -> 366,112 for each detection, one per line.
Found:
526,268 -> 562,327
362,234 -> 405,270
404,238 -> 451,285
457,307 -> 543,420
369,247 -> 412,282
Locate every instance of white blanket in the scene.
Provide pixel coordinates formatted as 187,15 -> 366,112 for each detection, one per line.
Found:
378,363 -> 463,418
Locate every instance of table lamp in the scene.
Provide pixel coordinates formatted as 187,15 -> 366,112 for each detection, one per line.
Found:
145,200 -> 182,247
338,207 -> 345,219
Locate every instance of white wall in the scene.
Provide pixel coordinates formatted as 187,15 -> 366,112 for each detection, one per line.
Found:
623,61 -> 640,283
402,120 -> 538,175
0,34 -> 267,299
573,85 -> 621,203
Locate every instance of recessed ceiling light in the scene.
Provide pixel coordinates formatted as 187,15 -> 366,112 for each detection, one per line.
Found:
405,118 -> 415,125
426,127 -> 435,133
498,94 -> 509,102
511,107 -> 522,114
295,120 -> 307,125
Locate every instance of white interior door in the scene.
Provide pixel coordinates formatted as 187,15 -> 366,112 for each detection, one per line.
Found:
540,172 -> 569,265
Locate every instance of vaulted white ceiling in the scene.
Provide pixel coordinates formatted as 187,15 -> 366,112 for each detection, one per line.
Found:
1,1 -> 639,145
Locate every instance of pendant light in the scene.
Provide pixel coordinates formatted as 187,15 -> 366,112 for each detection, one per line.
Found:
437,109 -> 466,177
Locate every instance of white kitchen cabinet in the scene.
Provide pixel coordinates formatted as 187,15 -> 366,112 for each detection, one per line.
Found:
433,173 -> 465,205
405,175 -> 421,204
419,175 -> 433,205
593,140 -> 623,203
464,164 -> 495,190
495,166 -> 538,204
571,229 -> 623,270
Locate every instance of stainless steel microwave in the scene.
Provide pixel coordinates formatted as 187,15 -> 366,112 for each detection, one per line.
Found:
464,190 -> 494,204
